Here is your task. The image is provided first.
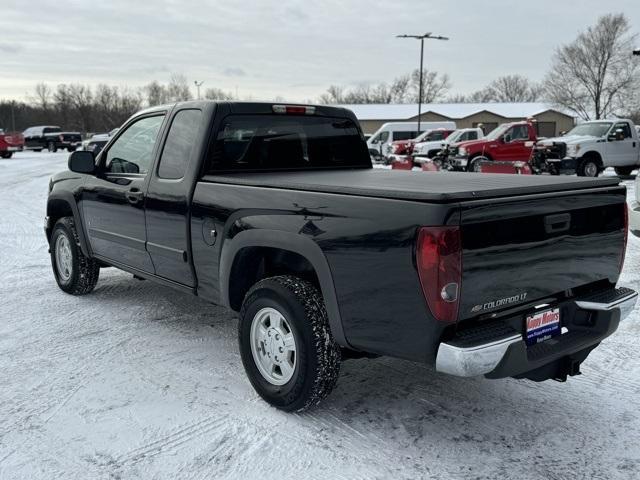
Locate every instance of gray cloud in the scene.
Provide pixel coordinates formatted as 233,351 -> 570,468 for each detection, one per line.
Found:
0,0 -> 638,102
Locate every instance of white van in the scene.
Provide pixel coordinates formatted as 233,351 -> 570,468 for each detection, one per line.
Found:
367,121 -> 456,161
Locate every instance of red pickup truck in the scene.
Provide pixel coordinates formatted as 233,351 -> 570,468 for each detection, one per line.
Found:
451,121 -> 537,172
0,130 -> 24,159
389,128 -> 454,158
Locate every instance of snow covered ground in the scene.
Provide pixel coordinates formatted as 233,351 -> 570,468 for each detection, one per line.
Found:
1,151 -> 640,480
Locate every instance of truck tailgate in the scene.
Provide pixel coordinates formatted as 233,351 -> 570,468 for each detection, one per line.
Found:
458,187 -> 626,319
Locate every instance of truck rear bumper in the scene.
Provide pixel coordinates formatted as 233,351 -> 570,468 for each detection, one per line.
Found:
436,287 -> 637,378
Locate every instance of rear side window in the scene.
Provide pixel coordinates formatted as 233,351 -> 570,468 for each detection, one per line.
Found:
158,109 -> 202,179
209,115 -> 370,172
44,127 -> 61,134
393,131 -> 419,141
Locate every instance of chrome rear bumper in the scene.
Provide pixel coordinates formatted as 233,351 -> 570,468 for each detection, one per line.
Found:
436,288 -> 637,378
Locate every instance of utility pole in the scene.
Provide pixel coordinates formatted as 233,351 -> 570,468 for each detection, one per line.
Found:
396,33 -> 449,133
194,80 -> 204,100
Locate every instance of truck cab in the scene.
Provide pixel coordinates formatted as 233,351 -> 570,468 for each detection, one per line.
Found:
367,121 -> 456,162
452,121 -> 537,172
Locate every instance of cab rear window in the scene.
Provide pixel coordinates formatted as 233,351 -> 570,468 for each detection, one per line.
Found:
208,115 -> 370,172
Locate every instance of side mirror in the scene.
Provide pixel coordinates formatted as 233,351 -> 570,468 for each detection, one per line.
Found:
68,150 -> 95,174
503,135 -> 511,143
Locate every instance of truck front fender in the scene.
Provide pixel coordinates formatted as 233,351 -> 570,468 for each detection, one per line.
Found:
219,229 -> 349,347
46,191 -> 91,257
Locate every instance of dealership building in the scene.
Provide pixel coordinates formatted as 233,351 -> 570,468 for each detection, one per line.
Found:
337,102 -> 575,137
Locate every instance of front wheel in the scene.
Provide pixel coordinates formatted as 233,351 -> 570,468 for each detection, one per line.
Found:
239,275 -> 341,412
469,155 -> 489,172
50,217 -> 100,295
577,158 -> 599,177
0,152 -> 12,159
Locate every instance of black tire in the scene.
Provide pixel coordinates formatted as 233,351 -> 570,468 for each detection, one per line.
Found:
50,217 -> 100,295
47,142 -> 57,153
0,152 -> 12,159
239,275 -> 341,412
577,158 -> 599,177
34,148 -> 43,152
67,147 -> 76,152
614,166 -> 634,177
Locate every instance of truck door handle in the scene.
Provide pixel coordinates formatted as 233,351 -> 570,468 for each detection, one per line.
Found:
126,188 -> 144,204
544,213 -> 571,234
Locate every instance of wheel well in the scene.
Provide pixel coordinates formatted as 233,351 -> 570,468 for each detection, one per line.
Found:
470,152 -> 492,160
228,247 -> 320,311
46,199 -> 73,240
581,151 -> 603,165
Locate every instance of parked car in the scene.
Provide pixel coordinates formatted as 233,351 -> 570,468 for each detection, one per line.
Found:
46,101 -> 635,412
537,119 -> 640,177
388,128 -> 454,160
413,127 -> 485,163
367,121 -> 456,161
84,128 -> 119,155
0,130 -> 24,158
23,126 -> 83,152
452,121 -> 538,172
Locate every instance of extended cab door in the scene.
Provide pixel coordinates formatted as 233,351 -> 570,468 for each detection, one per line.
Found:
606,121 -> 637,166
144,108 -> 207,287
80,113 -> 166,272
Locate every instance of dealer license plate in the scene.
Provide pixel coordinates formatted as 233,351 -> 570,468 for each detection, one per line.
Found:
525,308 -> 561,346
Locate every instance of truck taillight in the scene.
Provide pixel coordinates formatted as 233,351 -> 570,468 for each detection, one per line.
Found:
272,105 -> 316,115
620,203 -> 628,274
416,226 -> 462,323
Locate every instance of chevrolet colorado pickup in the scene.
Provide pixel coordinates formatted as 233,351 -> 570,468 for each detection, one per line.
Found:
45,101 -> 636,412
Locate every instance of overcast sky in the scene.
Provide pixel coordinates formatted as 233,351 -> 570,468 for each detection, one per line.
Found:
1,0 -> 639,103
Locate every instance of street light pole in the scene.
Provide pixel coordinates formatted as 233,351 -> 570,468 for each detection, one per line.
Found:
194,80 -> 204,100
396,33 -> 449,133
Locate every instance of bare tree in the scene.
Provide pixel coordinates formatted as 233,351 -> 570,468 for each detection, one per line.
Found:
410,69 -> 451,103
166,74 -> 193,102
544,13 -> 639,119
318,85 -> 345,104
204,87 -> 234,101
144,81 -> 168,107
486,75 -> 542,102
33,83 -> 52,111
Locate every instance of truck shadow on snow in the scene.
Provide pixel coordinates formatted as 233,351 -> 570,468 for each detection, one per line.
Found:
88,270 -> 624,449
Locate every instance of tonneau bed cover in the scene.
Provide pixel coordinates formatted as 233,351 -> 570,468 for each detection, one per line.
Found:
203,169 -> 621,203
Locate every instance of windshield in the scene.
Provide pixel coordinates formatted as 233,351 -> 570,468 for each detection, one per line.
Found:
566,122 -> 613,137
209,115 -> 370,172
485,124 -> 511,141
445,130 -> 464,143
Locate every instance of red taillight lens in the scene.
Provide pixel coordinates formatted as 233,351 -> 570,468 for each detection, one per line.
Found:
620,203 -> 628,274
416,226 -> 462,323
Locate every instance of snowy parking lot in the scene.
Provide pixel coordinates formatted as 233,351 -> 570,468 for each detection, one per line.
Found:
1,151 -> 640,480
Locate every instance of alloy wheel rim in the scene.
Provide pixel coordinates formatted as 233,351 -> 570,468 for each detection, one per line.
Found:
55,234 -> 73,281
250,307 -> 297,386
585,162 -> 597,177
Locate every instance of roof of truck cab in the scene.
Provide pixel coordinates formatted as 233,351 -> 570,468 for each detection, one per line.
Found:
203,169 -> 621,203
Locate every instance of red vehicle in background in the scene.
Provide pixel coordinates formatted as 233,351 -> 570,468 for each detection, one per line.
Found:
388,128 -> 454,159
0,130 -> 24,159
451,121 -> 538,172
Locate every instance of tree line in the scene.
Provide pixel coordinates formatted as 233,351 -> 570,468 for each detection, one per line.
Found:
0,13 -> 638,134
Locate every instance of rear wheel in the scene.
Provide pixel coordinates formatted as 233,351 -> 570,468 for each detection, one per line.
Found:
47,142 -> 57,153
0,152 -> 12,159
50,217 -> 100,295
614,166 -> 634,177
239,275 -> 341,412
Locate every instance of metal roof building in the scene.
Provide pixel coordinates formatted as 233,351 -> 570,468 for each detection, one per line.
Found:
336,102 -> 575,137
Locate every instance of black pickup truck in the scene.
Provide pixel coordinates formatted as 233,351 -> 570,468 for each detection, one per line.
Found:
45,101 -> 636,411
23,125 -> 82,152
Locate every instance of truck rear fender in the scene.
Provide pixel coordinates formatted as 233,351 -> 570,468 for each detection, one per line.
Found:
219,229 -> 349,347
